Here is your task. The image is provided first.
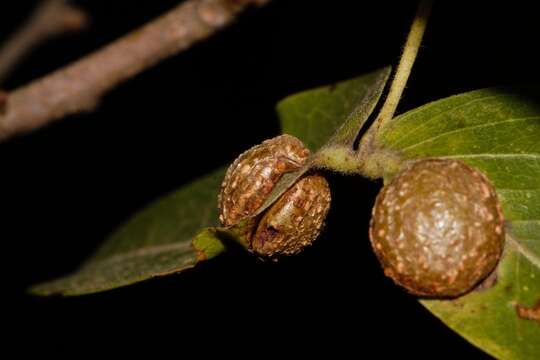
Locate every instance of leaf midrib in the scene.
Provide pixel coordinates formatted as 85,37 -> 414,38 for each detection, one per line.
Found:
84,241 -> 193,269
396,116 -> 540,152
437,153 -> 540,160
387,93 -> 507,148
507,234 -> 540,269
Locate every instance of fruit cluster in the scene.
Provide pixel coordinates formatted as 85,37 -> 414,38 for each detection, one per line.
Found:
219,136 -> 504,297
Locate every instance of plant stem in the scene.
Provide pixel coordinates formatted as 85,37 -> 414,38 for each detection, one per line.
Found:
375,0 -> 433,127
354,1 -> 433,180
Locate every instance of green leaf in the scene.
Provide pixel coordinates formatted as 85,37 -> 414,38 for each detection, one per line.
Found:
30,169 -> 227,296
278,67 -> 391,151
375,85 -> 540,360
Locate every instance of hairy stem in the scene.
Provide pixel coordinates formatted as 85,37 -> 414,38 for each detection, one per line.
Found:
375,0 -> 433,127
354,0 -> 433,180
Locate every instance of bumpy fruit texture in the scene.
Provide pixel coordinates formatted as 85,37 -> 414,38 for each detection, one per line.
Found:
219,134 -> 331,259
252,174 -> 331,258
218,134 -> 310,226
369,159 -> 505,297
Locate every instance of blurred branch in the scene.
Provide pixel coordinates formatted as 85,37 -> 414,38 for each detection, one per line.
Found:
0,0 -> 269,142
0,0 -> 89,84
0,91 -> 7,114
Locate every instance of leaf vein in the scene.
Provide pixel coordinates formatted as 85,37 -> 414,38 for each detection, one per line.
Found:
398,116 -> 540,152
437,153 -> 540,161
389,93 -> 506,147
507,234 -> 540,270
85,241 -> 193,269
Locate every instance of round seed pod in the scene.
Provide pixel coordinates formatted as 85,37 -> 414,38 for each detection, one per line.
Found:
218,134 -> 310,226
252,174 -> 331,258
369,159 -> 505,297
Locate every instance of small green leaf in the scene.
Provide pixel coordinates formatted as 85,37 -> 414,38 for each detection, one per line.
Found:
255,67 -> 391,215
30,169 -> 227,296
375,85 -> 540,360
278,67 -> 391,151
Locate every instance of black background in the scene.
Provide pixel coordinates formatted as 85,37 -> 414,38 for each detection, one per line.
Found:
2,0 -> 538,356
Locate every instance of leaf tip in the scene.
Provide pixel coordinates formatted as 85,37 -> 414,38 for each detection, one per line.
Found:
27,279 -> 68,297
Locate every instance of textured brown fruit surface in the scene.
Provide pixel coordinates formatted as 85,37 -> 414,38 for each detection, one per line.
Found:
252,174 -> 331,258
369,159 -> 505,297
218,134 -> 310,226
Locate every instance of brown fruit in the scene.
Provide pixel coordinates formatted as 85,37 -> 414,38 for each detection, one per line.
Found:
252,174 -> 331,258
369,159 -> 505,297
218,134 -> 310,226
218,134 -> 331,258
